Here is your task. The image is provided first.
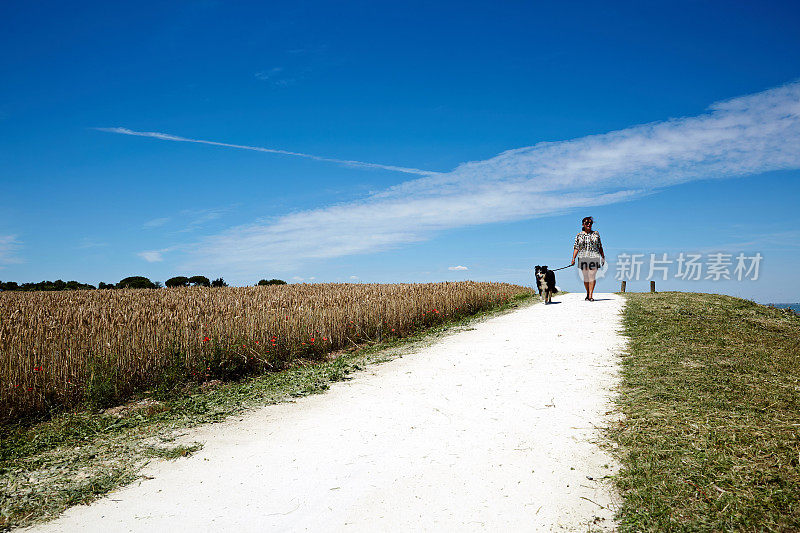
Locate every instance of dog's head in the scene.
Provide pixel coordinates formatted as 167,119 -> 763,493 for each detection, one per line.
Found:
534,265 -> 542,275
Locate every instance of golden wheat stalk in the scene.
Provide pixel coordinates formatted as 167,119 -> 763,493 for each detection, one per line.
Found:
0,282 -> 531,421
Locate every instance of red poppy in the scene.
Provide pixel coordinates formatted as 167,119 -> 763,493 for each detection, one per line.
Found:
203,337 -> 210,342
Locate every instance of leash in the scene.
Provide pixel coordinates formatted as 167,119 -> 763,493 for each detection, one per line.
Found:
539,261 -> 605,272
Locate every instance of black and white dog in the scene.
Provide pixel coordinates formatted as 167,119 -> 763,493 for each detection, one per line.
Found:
534,265 -> 557,304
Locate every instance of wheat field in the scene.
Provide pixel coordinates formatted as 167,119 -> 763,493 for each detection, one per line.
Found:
0,282 -> 532,422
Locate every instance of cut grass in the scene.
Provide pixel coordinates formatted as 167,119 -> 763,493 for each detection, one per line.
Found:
611,291 -> 800,531
143,444 -> 203,460
0,292 -> 535,531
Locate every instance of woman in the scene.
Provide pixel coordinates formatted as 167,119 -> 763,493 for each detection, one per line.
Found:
571,216 -> 605,301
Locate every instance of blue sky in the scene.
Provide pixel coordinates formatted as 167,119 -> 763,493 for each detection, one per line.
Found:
2,1 -> 800,302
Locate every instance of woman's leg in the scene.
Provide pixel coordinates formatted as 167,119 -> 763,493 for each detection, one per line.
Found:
583,263 -> 597,299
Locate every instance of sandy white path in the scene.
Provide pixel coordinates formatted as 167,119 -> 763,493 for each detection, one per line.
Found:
26,292 -> 626,532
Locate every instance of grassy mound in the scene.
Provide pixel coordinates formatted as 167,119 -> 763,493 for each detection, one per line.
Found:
612,292 -> 800,531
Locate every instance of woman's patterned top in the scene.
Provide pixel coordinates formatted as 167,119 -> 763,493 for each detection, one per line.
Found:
574,230 -> 603,258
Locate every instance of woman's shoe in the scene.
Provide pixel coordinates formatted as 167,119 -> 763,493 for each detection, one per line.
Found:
589,297 -> 595,301
585,296 -> 590,300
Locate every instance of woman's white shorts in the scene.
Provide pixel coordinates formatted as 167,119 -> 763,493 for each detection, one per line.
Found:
577,256 -> 603,282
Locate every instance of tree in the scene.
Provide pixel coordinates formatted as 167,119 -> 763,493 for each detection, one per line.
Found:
0,279 -> 94,291
188,275 -> 210,287
258,279 -> 287,286
98,282 -> 115,289
165,276 -> 190,288
211,277 -> 228,287
117,276 -> 156,289
65,280 -> 95,290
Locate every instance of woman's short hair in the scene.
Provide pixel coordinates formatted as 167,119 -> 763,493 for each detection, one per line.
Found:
582,216 -> 594,227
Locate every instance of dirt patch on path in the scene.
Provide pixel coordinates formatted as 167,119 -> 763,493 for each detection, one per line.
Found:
25,293 -> 626,532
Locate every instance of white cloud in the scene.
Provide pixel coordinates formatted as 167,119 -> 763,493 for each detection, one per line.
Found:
448,265 -> 469,271
142,208 -> 231,235
254,67 -> 283,81
349,275 -> 359,280
77,238 -> 108,249
138,250 -> 165,262
0,235 -> 22,265
255,67 -> 298,87
117,81 -> 800,276
143,217 -> 170,229
191,186 -> 641,274
175,207 -> 230,233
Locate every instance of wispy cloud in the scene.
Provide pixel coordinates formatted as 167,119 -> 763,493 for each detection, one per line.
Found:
693,230 -> 800,254
255,67 -> 283,81
254,66 -> 297,87
448,265 -> 469,271
0,235 -> 22,266
142,208 -> 230,235
614,229 -> 800,254
185,81 -> 800,275
76,238 -> 108,249
143,217 -> 170,229
290,275 -> 316,282
192,189 -> 640,274
96,127 -> 437,177
138,250 -> 167,262
179,207 -> 229,233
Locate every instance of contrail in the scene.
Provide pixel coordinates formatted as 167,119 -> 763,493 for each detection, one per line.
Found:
95,127 -> 439,176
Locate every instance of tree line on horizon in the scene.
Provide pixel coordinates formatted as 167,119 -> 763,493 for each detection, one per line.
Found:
0,276 -> 287,292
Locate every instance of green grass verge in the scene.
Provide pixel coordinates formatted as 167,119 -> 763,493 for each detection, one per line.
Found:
0,292 -> 536,531
611,291 -> 800,531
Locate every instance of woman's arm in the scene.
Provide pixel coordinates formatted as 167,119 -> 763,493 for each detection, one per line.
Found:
597,232 -> 605,263
571,234 -> 579,265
